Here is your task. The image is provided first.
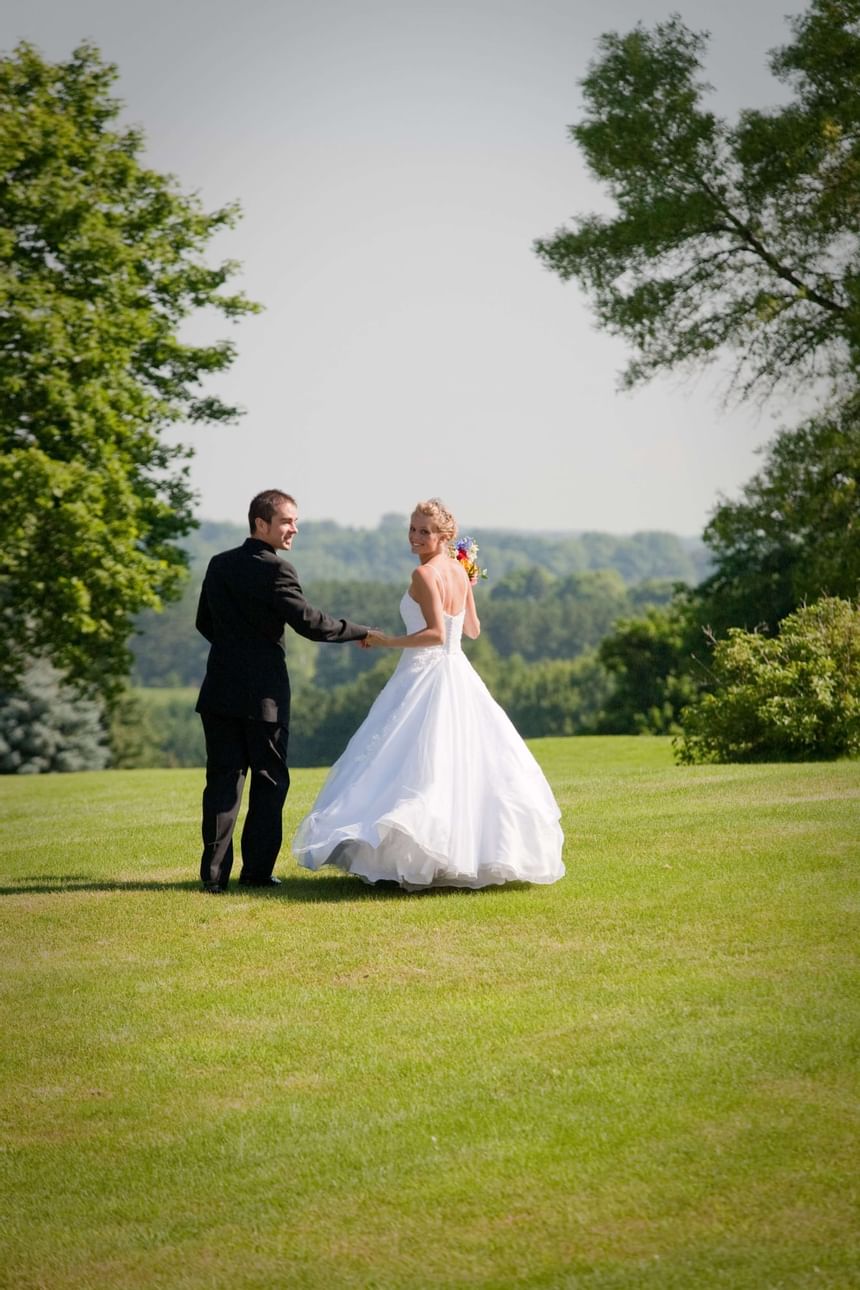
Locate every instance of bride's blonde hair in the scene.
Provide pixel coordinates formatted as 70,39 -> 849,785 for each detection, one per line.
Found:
413,497 -> 457,542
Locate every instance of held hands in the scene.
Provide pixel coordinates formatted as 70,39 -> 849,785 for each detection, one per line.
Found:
359,628 -> 387,650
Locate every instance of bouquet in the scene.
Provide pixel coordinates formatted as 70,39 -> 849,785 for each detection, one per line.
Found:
450,536 -> 488,583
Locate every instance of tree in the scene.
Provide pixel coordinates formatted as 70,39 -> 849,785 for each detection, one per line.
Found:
675,597 -> 860,762
0,661 -> 109,772
0,42 -> 258,703
108,687 -> 161,769
535,1 -> 860,404
698,397 -> 860,634
480,568 -> 634,661
289,658 -> 398,767
488,651 -> 611,738
596,597 -> 704,734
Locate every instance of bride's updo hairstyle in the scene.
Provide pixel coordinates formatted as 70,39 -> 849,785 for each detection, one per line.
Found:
413,498 -> 457,542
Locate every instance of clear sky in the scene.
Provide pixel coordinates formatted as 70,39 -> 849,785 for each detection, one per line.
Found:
3,0 -> 805,533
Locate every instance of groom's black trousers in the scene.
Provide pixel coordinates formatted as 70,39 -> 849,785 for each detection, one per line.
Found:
199,712 -> 290,890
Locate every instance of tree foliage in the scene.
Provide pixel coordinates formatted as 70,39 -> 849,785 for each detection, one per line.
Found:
289,658 -> 399,767
0,42 -> 258,701
535,1 -> 860,402
474,649 -> 611,739
596,598 -> 704,734
481,568 -> 633,662
697,397 -> 860,633
675,597 -> 860,762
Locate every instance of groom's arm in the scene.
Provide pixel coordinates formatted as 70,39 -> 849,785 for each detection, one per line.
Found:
273,561 -> 368,643
195,578 -> 215,643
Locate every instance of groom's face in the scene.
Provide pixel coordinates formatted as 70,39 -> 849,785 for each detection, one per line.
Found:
256,500 -> 299,551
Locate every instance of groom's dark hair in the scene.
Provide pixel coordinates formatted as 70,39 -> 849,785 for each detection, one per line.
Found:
249,489 -> 296,533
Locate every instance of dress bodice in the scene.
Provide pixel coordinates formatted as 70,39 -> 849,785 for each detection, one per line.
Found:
399,590 -> 464,654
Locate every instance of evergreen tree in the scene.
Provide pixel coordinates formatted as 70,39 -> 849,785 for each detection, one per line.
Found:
0,661 -> 109,773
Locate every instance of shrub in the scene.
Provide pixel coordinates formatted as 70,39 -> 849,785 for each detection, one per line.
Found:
675,598 -> 860,763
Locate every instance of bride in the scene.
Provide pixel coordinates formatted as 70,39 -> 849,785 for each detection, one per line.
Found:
292,498 -> 565,890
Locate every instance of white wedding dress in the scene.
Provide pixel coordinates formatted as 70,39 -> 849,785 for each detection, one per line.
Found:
292,587 -> 565,890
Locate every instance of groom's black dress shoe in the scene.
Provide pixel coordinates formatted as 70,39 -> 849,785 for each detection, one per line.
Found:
204,885 -> 226,894
238,875 -> 282,887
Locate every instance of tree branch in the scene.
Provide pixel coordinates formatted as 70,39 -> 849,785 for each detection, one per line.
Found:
702,180 -> 847,315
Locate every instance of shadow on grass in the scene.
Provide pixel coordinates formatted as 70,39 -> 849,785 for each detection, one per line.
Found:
0,873 -> 527,901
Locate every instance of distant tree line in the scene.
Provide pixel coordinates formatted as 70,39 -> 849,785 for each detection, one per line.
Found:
113,560 -> 680,768
129,554 -> 682,689
180,517 -> 709,589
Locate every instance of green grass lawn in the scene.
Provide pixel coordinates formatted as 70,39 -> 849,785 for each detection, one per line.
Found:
1,738 -> 857,1289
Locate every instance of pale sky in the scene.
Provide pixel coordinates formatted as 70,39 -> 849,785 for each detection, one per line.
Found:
3,0 -> 805,533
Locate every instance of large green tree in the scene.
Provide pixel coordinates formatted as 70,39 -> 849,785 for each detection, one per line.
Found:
535,0 -> 860,402
698,396 -> 860,633
0,42 -> 258,702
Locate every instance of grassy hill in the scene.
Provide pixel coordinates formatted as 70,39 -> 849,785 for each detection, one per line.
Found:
1,738 -> 856,1288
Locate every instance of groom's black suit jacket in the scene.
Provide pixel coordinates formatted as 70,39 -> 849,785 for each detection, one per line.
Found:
195,537 -> 367,725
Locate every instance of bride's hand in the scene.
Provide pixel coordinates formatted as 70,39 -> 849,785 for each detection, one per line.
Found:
361,629 -> 386,649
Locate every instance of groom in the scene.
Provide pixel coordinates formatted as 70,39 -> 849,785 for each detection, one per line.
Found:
195,489 -> 369,893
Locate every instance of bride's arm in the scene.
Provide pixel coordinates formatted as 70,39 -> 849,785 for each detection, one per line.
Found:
462,579 -> 480,640
363,567 -> 444,649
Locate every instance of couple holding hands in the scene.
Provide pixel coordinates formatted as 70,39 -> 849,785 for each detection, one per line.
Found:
195,489 -> 564,894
